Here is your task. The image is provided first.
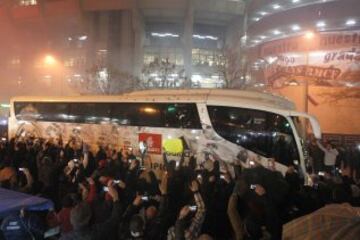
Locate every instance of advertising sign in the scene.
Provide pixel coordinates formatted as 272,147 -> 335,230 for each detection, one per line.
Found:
256,31 -> 360,87
138,133 -> 162,155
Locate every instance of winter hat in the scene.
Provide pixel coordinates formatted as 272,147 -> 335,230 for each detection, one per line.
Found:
130,214 -> 145,238
70,202 -> 92,230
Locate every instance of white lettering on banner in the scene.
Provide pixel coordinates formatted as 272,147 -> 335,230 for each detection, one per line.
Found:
324,48 -> 360,64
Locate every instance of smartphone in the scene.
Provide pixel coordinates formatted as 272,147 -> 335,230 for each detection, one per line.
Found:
43,226 -> 60,238
139,142 -> 147,154
73,159 -> 79,163
293,160 -> 299,165
1,137 -> 6,141
18,168 -> 25,172
141,196 -> 149,201
103,186 -> 109,192
189,206 -> 197,211
113,180 -> 120,184
318,171 -> 325,176
249,161 -> 255,166
220,175 -> 226,180
250,184 -> 256,190
197,174 -> 202,179
176,161 -> 180,167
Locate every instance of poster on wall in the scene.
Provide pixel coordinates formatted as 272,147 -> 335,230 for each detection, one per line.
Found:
257,31 -> 360,88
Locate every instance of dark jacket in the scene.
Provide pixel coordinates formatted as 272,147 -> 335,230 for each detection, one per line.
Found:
60,200 -> 122,240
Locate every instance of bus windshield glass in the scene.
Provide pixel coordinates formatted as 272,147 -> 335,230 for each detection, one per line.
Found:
291,116 -> 316,167
208,106 -> 299,166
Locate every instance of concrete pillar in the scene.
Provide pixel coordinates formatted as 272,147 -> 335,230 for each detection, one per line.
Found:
224,15 -> 245,88
118,10 -> 134,74
183,0 -> 194,87
132,1 -> 145,78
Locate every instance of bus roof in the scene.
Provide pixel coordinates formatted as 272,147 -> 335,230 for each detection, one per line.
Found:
10,89 -> 295,111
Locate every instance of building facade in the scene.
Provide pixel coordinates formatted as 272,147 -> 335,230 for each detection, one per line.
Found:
0,0 -> 245,101
245,0 -> 360,139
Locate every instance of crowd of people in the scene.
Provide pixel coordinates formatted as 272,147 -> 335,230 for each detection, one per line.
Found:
0,136 -> 359,240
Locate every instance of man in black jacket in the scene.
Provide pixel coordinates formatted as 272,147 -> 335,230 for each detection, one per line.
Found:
60,183 -> 122,240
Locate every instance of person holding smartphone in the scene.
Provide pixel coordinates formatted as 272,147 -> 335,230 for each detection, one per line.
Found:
172,180 -> 206,240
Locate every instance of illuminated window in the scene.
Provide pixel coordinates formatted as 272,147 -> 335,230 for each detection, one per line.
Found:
192,49 -> 223,67
143,48 -> 183,66
18,0 -> 37,6
64,58 -> 75,67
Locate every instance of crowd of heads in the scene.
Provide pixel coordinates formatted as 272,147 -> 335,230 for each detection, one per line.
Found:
0,135 -> 359,240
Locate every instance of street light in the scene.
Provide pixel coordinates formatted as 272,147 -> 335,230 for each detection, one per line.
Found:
302,31 -> 316,139
44,55 -> 57,66
305,31 -> 315,40
43,54 -> 64,95
303,31 -> 315,114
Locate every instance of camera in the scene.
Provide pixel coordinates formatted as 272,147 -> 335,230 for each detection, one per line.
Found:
250,184 -> 256,190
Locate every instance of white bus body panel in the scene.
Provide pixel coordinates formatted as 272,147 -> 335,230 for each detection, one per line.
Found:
8,90 -> 315,176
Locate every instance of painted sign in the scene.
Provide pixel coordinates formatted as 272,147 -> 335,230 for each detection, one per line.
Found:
262,47 -> 360,87
260,31 -> 360,57
254,31 -> 360,87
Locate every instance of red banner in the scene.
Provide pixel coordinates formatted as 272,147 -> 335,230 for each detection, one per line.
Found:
138,133 -> 162,155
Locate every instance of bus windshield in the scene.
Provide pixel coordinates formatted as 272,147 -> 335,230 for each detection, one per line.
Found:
291,116 -> 318,169
208,106 -> 299,166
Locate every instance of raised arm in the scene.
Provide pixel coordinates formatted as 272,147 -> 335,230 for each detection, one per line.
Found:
187,181 -> 206,239
19,168 -> 33,193
93,183 -> 123,239
316,140 -> 326,152
227,194 -> 243,240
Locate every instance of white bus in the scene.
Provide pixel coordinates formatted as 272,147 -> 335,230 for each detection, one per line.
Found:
8,89 -> 321,176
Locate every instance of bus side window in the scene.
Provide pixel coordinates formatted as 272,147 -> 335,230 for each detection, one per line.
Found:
14,102 -> 39,121
69,103 -> 111,124
136,103 -> 163,127
37,102 -> 70,122
14,102 -> 70,122
111,103 -> 138,126
164,103 -> 201,129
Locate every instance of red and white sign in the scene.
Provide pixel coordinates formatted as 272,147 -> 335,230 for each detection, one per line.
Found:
138,133 -> 162,155
254,31 -> 360,87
